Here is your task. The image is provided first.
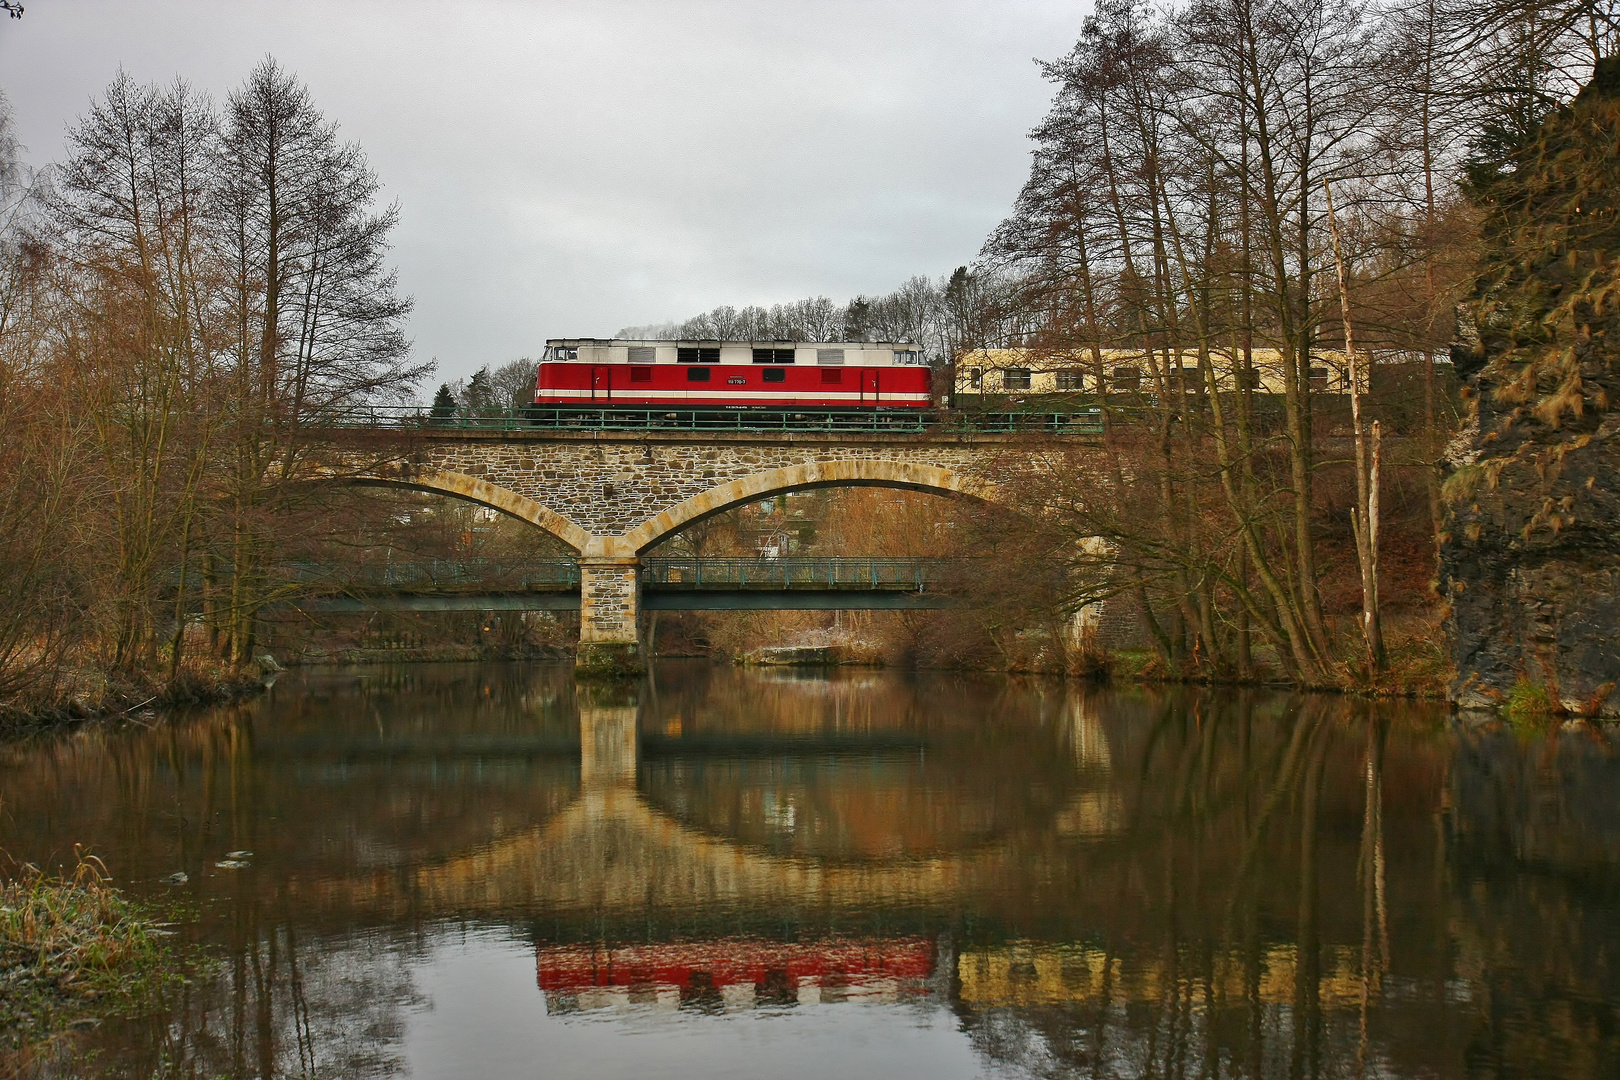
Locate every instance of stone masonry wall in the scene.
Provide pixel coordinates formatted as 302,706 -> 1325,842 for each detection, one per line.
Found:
412,435 -> 1004,538
579,561 -> 639,642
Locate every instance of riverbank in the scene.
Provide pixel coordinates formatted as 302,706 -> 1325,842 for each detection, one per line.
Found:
284,642 -> 573,666
0,857 -> 183,1068
0,660 -> 270,738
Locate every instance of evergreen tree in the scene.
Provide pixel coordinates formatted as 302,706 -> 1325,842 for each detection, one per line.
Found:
459,365 -> 497,414
430,382 -> 457,419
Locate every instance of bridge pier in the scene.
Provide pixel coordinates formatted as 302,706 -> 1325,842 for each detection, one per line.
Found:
576,555 -> 643,678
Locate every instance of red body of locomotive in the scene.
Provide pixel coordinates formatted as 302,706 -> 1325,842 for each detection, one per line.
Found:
533,339 -> 932,411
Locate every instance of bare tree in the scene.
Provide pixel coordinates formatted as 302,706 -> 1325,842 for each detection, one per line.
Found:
208,57 -> 425,667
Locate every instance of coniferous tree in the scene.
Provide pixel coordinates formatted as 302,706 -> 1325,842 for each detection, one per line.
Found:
430,382 -> 457,419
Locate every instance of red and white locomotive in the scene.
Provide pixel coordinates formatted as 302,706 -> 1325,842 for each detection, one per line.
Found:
533,339 -> 933,413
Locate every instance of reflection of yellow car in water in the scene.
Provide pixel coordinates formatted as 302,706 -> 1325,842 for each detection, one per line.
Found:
958,941 -> 1373,1009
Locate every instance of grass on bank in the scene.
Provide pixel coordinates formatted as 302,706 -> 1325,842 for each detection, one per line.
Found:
1,852 -> 182,1057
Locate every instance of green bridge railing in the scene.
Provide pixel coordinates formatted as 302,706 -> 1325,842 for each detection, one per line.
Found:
640,557 -> 964,589
255,557 -> 970,593
319,405 -> 1105,435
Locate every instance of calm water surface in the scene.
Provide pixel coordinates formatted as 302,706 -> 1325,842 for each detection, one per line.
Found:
2,662 -> 1618,1078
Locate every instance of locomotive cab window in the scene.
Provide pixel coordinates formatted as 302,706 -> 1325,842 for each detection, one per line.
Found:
687,367 -> 711,382
762,368 -> 787,383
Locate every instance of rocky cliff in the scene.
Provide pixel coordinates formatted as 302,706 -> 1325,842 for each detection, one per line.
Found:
1442,59 -> 1620,717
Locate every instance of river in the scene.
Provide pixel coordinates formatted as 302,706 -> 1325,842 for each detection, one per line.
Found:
2,662 -> 1617,1078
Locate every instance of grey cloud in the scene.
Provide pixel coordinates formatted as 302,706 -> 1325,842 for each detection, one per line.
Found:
0,0 -> 1080,384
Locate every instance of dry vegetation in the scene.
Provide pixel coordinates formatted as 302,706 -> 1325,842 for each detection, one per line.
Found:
0,61 -> 422,727
0,852 -> 182,1068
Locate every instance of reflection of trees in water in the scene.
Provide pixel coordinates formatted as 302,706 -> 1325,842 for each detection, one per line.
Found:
0,665 -> 585,890
953,691 -> 1447,1079
640,668 -> 1094,860
1447,724 -> 1620,1076
90,925 -> 424,1080
952,697 -> 1620,1079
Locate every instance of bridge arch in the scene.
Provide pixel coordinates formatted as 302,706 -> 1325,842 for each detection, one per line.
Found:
620,459 -> 992,555
352,467 -> 592,554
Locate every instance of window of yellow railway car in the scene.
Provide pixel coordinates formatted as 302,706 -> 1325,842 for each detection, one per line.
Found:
1055,369 -> 1083,391
1112,366 -> 1141,390
1004,367 -> 1031,391
968,367 -> 982,387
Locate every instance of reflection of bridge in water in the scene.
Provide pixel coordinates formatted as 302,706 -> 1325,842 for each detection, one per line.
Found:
288,688 -> 1120,922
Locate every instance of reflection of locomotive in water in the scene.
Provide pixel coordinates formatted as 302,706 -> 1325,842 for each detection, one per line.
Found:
533,338 -> 934,416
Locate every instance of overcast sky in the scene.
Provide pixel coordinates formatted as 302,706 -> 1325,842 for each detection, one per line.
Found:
0,1 -> 1083,387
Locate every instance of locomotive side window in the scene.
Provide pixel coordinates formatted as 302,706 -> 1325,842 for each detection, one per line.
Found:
552,346 -> 579,361
627,346 -> 655,363
687,367 -> 711,382
752,348 -> 795,364
894,349 -> 920,364
816,348 -> 844,366
679,346 -> 721,363
762,368 -> 787,383
821,368 -> 843,384
630,366 -> 653,383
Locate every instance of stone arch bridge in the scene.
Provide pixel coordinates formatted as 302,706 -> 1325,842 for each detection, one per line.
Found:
340,428 -> 1099,673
